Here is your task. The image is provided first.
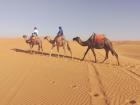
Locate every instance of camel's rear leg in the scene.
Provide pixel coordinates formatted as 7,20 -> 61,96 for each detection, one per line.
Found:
38,45 -> 40,52
63,45 -> 66,58
38,45 -> 43,54
101,48 -> 109,63
30,44 -> 34,54
40,44 -> 43,54
57,46 -> 60,58
111,49 -> 120,65
106,40 -> 120,65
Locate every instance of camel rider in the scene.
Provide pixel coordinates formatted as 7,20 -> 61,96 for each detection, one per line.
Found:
31,27 -> 39,40
33,27 -> 38,36
53,26 -> 64,44
57,26 -> 63,37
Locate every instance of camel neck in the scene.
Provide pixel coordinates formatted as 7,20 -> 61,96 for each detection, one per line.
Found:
78,39 -> 89,46
49,39 -> 55,44
25,39 -> 30,44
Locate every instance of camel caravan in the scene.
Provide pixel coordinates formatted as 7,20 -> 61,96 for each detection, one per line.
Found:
22,27 -> 120,65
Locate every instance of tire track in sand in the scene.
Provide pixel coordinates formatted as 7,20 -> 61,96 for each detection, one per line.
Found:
2,56 -> 36,105
119,65 -> 140,82
92,63 -> 140,105
87,63 -> 109,105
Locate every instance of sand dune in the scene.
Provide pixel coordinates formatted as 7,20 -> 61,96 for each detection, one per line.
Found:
0,38 -> 140,105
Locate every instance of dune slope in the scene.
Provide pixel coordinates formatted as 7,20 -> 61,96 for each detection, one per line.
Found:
0,39 -> 140,105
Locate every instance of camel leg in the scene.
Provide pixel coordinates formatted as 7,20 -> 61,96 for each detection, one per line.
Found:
38,45 -> 43,55
41,45 -> 43,54
81,47 -> 90,61
91,48 -> 97,63
101,48 -> 109,63
40,44 -> 43,54
50,46 -> 54,57
63,45 -> 66,58
38,45 -> 40,52
30,44 -> 33,54
57,46 -> 60,58
111,49 -> 120,66
67,43 -> 73,59
106,40 -> 120,66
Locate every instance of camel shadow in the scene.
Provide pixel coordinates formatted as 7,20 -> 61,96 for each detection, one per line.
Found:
12,48 -> 50,56
11,48 -> 93,62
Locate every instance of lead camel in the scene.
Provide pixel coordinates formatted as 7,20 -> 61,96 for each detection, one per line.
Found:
73,33 -> 120,65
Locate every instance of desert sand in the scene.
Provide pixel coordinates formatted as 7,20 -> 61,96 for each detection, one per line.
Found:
0,38 -> 140,105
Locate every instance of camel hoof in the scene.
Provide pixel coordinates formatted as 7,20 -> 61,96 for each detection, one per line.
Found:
100,61 -> 104,63
30,51 -> 33,54
49,54 -> 51,57
93,61 -> 97,63
40,52 -> 43,55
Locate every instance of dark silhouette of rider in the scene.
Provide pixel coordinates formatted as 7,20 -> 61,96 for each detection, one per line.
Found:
53,26 -> 64,44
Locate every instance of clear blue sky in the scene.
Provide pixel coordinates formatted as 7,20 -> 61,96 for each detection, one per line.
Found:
0,0 -> 140,40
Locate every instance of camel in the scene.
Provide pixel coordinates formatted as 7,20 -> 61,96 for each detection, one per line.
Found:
22,35 -> 43,53
73,34 -> 120,65
44,36 -> 72,58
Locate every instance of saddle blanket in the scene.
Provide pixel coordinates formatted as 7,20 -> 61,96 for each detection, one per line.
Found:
94,34 -> 105,43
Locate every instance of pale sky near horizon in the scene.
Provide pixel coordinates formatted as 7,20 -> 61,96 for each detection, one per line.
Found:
0,0 -> 140,40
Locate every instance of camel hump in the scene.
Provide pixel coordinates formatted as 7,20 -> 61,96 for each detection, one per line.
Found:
94,34 -> 105,43
57,35 -> 65,41
32,36 -> 36,40
32,36 -> 39,40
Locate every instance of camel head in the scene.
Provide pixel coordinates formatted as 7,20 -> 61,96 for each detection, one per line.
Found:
73,37 -> 81,42
22,35 -> 28,39
44,36 -> 51,41
22,35 -> 30,44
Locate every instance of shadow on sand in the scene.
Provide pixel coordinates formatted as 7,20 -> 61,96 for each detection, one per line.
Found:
11,48 -> 93,63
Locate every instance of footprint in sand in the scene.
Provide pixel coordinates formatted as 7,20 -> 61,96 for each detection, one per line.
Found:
129,100 -> 136,105
94,93 -> 99,97
71,85 -> 78,89
121,64 -> 136,70
125,99 -> 137,105
88,92 -> 100,98
50,81 -> 55,84
128,65 -> 136,69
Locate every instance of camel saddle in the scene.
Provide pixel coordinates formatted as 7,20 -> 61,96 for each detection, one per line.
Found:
30,36 -> 39,44
32,36 -> 38,40
55,35 -> 65,42
93,34 -> 105,44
